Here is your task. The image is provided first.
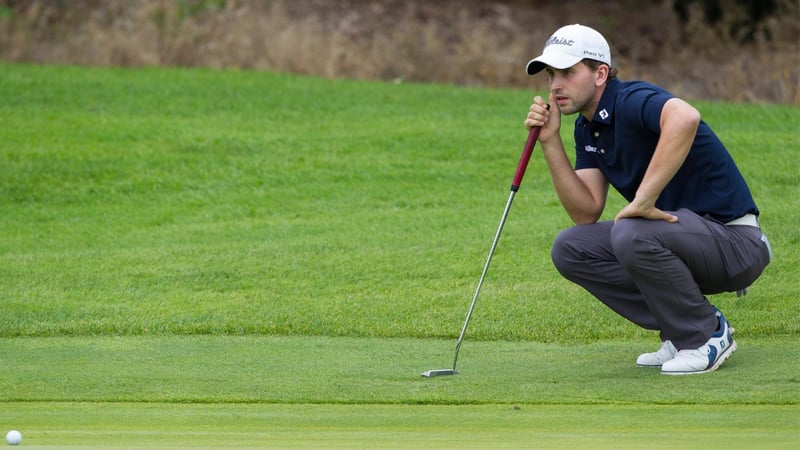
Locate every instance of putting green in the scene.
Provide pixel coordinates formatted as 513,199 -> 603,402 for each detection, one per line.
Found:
2,336 -> 798,405
1,402 -> 798,449
1,336 -> 798,448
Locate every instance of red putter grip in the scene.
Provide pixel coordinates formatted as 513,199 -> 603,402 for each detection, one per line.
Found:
510,126 -> 542,192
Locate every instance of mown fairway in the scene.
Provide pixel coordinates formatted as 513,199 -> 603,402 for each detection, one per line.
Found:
0,64 -> 798,448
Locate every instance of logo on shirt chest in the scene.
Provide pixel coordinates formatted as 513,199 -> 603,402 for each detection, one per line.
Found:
584,145 -> 598,153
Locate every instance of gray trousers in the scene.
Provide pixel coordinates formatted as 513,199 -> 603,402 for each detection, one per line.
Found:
550,208 -> 771,349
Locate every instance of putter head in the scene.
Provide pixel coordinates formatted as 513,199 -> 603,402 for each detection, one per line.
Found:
421,369 -> 459,378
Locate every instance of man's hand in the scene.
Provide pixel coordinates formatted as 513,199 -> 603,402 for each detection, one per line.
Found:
614,196 -> 678,223
524,94 -> 559,144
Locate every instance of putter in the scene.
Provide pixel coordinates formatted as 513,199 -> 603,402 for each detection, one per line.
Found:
422,126 -> 542,378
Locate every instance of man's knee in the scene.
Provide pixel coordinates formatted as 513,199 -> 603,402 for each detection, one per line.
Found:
550,225 -> 603,279
550,228 -> 575,277
611,218 -> 658,269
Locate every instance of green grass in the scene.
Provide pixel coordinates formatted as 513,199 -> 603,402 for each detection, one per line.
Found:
2,403 -> 798,449
1,335 -> 798,448
0,63 -> 798,448
1,336 -> 799,404
0,64 -> 797,340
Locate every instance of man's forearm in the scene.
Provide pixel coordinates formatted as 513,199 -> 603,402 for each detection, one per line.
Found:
633,99 -> 699,209
540,137 -> 606,224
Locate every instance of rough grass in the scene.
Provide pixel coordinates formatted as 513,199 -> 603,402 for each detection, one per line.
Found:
0,64 -> 798,341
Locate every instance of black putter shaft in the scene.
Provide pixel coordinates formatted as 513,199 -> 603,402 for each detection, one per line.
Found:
422,126 -> 542,378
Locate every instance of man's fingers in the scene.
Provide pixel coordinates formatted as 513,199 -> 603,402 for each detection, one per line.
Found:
615,205 -> 679,223
526,99 -> 550,129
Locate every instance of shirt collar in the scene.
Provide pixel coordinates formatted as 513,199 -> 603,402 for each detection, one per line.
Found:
576,78 -> 621,127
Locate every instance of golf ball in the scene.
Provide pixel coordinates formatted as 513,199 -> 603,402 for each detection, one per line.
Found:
5,430 -> 22,445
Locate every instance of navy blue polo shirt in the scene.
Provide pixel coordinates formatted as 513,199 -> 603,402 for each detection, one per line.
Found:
574,78 -> 758,223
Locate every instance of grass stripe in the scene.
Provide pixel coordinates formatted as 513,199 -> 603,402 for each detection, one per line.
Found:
1,402 -> 798,449
1,336 -> 797,405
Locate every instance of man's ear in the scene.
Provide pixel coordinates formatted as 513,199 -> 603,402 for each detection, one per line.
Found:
595,64 -> 609,86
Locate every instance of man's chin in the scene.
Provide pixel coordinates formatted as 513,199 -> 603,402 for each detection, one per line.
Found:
559,105 -> 580,115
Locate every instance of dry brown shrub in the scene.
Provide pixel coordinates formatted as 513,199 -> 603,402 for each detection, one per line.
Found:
0,0 -> 797,104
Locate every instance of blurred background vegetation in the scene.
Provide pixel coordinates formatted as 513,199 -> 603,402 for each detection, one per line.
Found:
1,0 -> 798,103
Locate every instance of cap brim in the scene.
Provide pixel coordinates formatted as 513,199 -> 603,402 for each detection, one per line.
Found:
526,53 -> 583,75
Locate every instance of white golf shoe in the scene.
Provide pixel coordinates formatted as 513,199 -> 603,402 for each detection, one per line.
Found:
661,311 -> 736,375
636,340 -> 677,367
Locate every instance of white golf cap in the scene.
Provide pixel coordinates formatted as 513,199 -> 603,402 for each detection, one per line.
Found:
526,24 -> 611,75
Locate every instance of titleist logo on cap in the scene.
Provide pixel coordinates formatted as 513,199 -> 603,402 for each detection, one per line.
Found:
545,36 -> 575,47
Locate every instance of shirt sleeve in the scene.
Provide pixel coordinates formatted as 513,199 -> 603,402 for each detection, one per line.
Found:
574,136 -> 594,170
620,86 -> 673,133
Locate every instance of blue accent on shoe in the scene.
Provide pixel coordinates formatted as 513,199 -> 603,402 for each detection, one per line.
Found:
713,312 -> 728,338
707,311 -> 735,370
706,345 -> 718,370
661,308 -> 737,375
